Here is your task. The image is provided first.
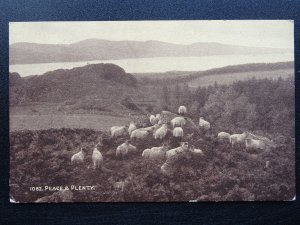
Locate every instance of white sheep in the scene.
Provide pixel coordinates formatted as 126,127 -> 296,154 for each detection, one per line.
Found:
71,148 -> 86,165
178,105 -> 187,115
171,117 -> 186,128
116,140 -> 137,158
130,128 -> 149,139
92,143 -> 104,169
140,124 -> 159,132
173,127 -> 184,137
111,126 -> 127,138
229,132 -> 247,147
166,142 -> 189,159
128,121 -> 137,135
199,117 -> 210,131
217,132 -> 231,141
142,144 -> 168,160
245,138 -> 268,150
154,124 -> 168,139
110,126 -> 120,133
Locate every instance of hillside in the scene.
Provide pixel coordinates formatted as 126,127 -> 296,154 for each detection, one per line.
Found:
10,62 -> 294,118
9,39 -> 291,64
135,61 -> 294,83
9,63 -> 142,114
10,126 -> 295,202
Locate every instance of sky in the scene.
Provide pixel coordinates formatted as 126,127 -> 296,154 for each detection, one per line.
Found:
9,20 -> 294,49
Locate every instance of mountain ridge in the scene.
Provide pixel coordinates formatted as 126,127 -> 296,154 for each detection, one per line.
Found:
10,39 -> 292,65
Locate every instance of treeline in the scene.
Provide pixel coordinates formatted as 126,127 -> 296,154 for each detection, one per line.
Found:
155,76 -> 294,138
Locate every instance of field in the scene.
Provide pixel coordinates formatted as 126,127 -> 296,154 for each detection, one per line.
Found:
10,114 -> 129,132
187,69 -> 293,87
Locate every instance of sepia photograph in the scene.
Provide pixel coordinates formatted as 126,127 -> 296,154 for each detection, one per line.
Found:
9,20 -> 295,202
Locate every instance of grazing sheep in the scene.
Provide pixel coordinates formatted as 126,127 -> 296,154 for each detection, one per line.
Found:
111,126 -> 127,138
92,143 -> 104,169
154,124 -> 168,139
171,117 -> 186,128
229,132 -> 247,147
246,132 -> 276,149
71,148 -> 87,165
173,127 -> 184,137
166,142 -> 189,159
128,122 -> 137,135
178,105 -> 187,115
245,138 -> 269,150
130,128 -> 149,139
161,145 -> 190,176
116,140 -> 137,158
217,132 -> 231,141
199,117 -> 210,131
142,144 -> 168,160
141,124 -> 159,132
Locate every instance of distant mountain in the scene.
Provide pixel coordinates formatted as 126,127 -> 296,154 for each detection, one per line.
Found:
9,63 -> 140,113
9,39 -> 291,64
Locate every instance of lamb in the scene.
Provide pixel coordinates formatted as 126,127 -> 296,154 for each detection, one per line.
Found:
142,144 -> 168,160
128,121 -> 137,135
171,117 -> 186,128
217,132 -> 231,141
71,147 -> 87,165
229,132 -> 247,147
199,117 -> 210,131
173,127 -> 183,137
116,140 -> 137,159
178,105 -> 187,115
166,142 -> 189,159
111,126 -> 127,138
92,143 -> 104,169
154,124 -> 168,139
130,128 -> 149,139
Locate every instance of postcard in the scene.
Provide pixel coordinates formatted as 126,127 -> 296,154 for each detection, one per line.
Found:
9,20 -> 295,202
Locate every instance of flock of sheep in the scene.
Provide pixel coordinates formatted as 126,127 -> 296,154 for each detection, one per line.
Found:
71,105 -> 276,175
